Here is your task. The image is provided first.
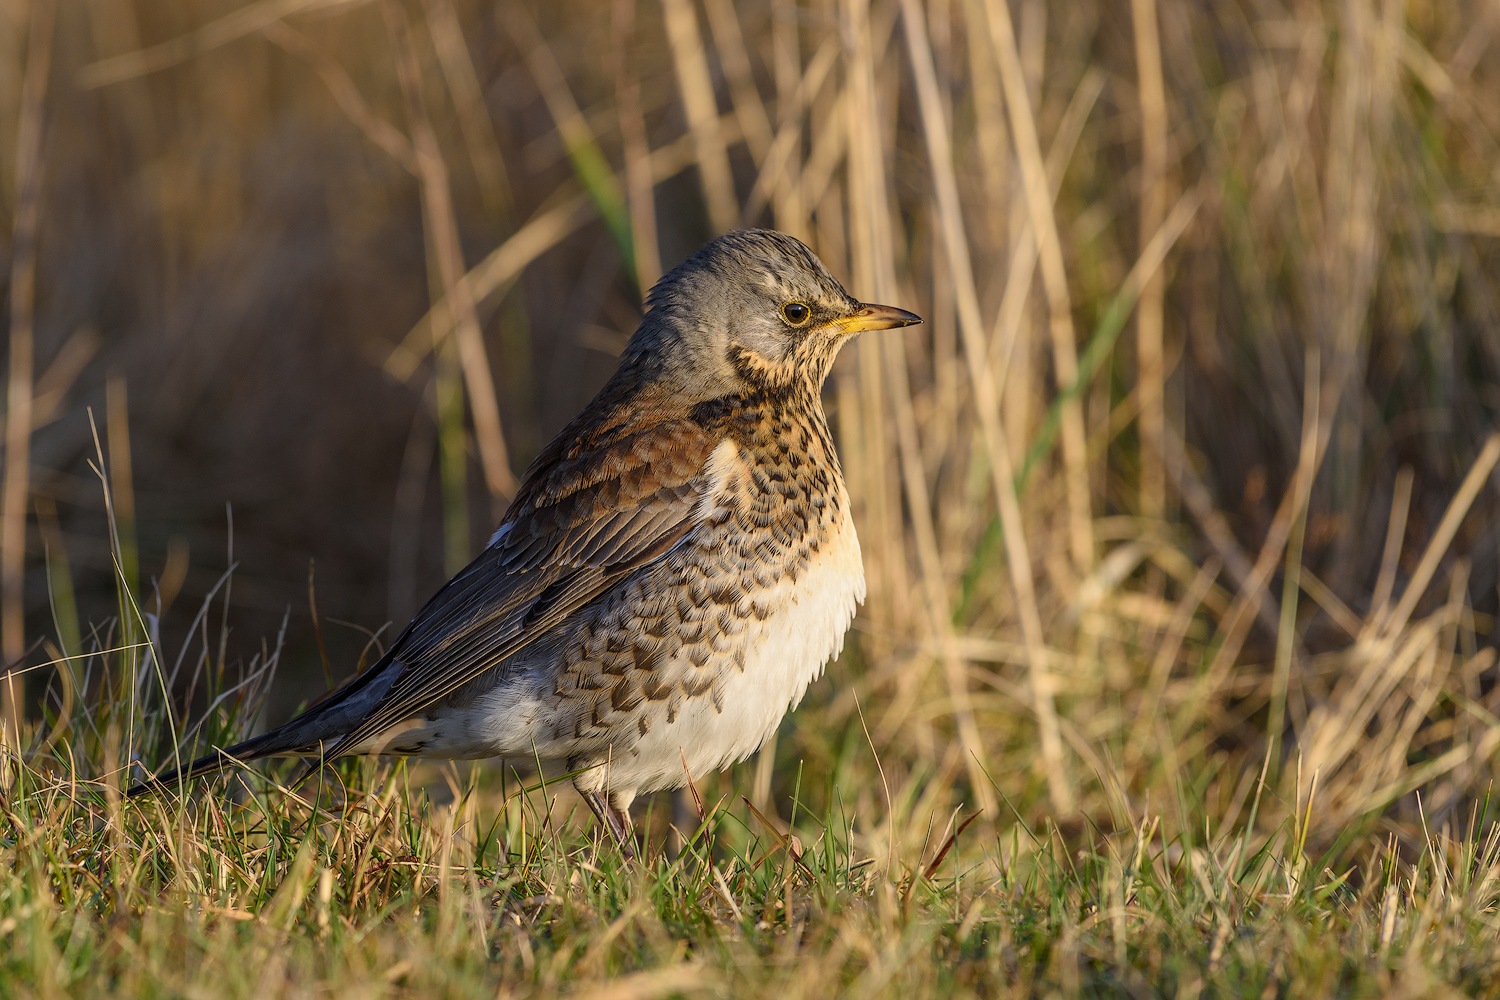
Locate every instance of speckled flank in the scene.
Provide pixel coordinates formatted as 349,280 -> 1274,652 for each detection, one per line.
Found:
558,389 -> 861,797
415,384 -> 864,808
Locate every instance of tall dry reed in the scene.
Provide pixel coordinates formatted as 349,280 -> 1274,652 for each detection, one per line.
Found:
0,0 -> 1496,891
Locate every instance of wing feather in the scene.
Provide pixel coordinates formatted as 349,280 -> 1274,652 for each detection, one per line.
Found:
326,419 -> 725,756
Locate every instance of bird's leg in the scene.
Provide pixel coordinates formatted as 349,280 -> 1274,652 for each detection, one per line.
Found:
581,788 -> 637,860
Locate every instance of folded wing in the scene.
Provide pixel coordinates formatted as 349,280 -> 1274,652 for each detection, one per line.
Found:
324,416 -> 724,758
130,414 -> 726,794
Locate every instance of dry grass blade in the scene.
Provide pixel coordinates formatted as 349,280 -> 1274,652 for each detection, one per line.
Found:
263,20 -> 418,174
1165,427 -> 1282,642
28,326 -> 100,431
1131,0 -> 1169,520
421,0 -> 512,216
385,0 -> 516,502
701,0 -> 774,164
1370,465 -> 1416,624
741,796 -> 813,881
986,67 -> 1104,388
105,374 -> 138,599
566,967 -> 717,1000
613,0 -> 662,291
1126,555 -> 1220,763
679,749 -> 705,822
1269,358 -> 1321,751
385,196 -> 595,380
796,88 -> 851,224
900,0 -> 1069,814
884,4 -> 994,816
922,810 -> 980,880
741,38 -> 839,226
883,325 -> 995,816
1298,569 -> 1362,639
76,0 -> 368,89
1016,186 -> 1203,493
503,3 -> 631,268
384,117 -> 745,381
741,795 -> 791,855
770,6 -> 807,236
1382,433 -> 1500,637
660,0 -> 738,233
1197,354 -> 1330,703
980,0 -> 1092,574
844,0 -> 908,639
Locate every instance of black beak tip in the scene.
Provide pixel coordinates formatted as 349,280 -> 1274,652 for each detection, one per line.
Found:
853,303 -> 924,329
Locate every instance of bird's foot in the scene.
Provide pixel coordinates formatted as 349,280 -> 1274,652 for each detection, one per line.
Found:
582,789 -> 637,861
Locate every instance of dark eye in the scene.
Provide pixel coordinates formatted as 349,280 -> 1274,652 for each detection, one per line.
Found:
781,302 -> 811,325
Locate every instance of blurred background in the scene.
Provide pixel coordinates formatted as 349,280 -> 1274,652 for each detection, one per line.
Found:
2,0 -> 1499,843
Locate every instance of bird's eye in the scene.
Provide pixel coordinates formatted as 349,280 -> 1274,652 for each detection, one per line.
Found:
781,302 -> 811,325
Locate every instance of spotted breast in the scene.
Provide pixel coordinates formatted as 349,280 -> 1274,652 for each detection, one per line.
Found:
426,387 -> 864,805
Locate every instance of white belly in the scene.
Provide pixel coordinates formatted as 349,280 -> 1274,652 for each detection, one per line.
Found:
616,515 -> 865,793
392,512 -> 865,800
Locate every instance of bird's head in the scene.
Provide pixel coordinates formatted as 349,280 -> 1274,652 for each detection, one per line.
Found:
625,230 -> 921,401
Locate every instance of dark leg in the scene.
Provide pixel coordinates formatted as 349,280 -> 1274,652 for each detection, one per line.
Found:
581,787 -> 636,860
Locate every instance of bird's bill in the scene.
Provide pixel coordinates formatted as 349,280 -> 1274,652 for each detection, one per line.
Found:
822,302 -> 923,336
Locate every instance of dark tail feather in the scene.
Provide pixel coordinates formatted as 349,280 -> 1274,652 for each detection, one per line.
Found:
126,653 -> 402,798
124,686 -> 369,797
126,727 -> 324,797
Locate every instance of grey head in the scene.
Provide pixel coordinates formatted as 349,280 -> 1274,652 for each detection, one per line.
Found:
618,229 -> 920,403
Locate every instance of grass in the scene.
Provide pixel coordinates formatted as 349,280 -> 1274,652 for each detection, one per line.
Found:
7,661 -> 1500,998
3,0 -> 1500,995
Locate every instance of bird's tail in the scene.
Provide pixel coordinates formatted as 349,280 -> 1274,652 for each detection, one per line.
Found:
127,655 -> 403,797
125,728 -> 320,797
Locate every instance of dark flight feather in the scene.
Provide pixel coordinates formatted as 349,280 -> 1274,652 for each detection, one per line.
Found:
131,413 -> 723,794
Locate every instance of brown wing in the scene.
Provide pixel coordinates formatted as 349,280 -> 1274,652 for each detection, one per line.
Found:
326,416 -> 723,757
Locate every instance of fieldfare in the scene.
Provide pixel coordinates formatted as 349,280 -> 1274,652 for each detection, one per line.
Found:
131,229 -> 921,854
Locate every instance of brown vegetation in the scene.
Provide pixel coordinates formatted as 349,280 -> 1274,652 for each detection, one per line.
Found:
1,0 -> 1500,994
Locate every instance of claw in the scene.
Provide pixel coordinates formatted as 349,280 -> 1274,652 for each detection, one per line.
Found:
582,789 -> 637,860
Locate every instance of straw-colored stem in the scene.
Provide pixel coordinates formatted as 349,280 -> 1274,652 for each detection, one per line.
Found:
1269,368 -> 1319,764
985,69 -> 1104,414
660,0 -> 738,234
421,0 -> 513,218
1369,466 -> 1415,624
702,0 -> 773,165
900,0 -> 1071,814
613,0 -> 662,294
387,0 -> 516,511
385,114 -> 749,382
1382,434 -> 1500,638
770,7 -> 806,237
34,494 -> 80,666
981,0 -> 1093,575
843,0 -> 907,634
388,396 -> 437,626
263,21 -> 419,174
883,331 -> 996,816
504,5 -> 633,274
1194,353 -> 1329,720
742,38 -> 838,228
963,0 -> 1009,248
75,0 -> 356,89
1131,0 -> 1169,521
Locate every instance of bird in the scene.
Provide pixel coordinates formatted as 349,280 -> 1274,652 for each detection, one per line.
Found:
129,229 -> 921,854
